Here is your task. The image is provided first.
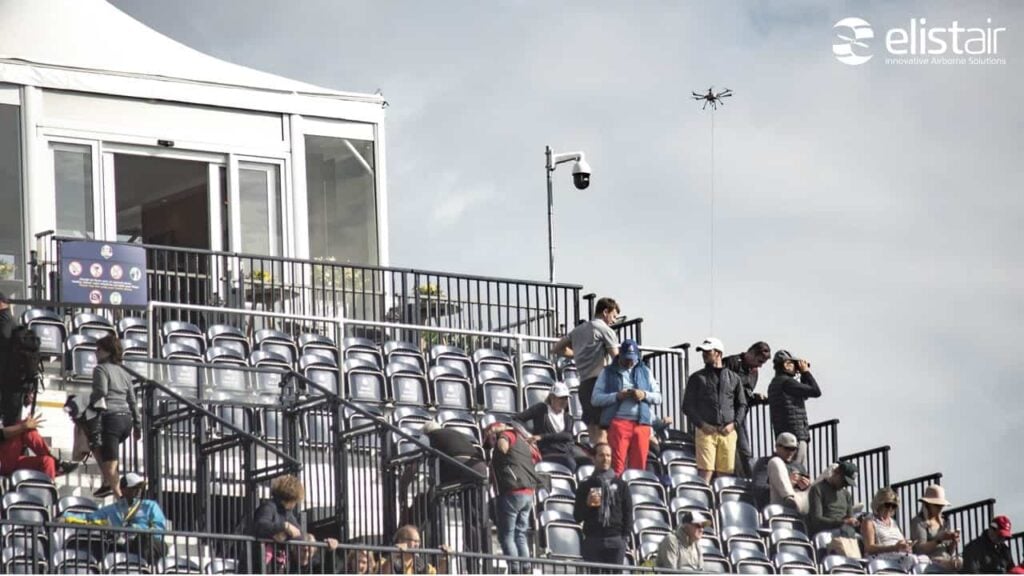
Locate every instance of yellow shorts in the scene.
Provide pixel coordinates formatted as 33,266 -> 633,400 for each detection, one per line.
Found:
695,428 -> 738,474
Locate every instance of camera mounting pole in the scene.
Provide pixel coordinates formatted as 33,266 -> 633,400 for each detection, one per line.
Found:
545,145 -> 589,284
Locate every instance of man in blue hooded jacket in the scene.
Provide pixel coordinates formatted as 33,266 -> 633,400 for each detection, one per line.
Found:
591,339 -> 662,475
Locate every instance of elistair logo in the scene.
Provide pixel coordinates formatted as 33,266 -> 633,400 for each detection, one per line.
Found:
833,17 -> 874,65
833,17 -> 1008,66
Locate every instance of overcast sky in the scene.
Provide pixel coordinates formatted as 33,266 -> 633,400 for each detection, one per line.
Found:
110,0 -> 1023,525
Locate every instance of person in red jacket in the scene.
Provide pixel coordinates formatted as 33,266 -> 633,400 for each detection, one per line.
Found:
0,412 -> 76,479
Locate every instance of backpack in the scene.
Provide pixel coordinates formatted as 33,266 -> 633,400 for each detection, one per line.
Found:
5,325 -> 42,392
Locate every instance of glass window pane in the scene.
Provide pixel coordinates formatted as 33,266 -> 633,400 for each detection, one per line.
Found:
0,104 -> 23,294
305,136 -> 377,265
53,143 -> 94,237
239,164 -> 282,256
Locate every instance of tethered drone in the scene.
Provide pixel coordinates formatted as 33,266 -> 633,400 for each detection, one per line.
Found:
692,87 -> 733,110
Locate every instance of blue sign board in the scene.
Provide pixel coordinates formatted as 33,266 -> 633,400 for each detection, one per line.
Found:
60,240 -> 149,306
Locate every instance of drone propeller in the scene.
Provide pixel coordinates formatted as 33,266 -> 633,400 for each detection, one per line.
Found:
691,92 -> 703,98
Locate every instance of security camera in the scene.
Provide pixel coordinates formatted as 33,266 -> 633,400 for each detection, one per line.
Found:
572,158 -> 591,190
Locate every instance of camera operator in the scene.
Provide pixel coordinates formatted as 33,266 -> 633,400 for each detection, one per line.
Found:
767,350 -> 820,471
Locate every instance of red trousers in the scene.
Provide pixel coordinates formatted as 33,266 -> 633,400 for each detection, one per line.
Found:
607,418 -> 651,476
0,429 -> 57,479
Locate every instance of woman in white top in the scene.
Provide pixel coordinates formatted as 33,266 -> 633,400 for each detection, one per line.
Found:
862,487 -> 930,571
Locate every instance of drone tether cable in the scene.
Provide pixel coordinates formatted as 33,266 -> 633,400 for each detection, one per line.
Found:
692,87 -> 731,334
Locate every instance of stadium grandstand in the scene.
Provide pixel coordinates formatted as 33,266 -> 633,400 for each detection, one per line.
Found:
0,0 -> 1021,574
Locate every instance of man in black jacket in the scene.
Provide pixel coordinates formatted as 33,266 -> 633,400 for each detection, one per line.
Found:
723,341 -> 771,478
0,292 -> 19,426
767,350 -> 821,472
961,515 -> 1015,574
574,443 -> 632,572
682,337 -> 748,483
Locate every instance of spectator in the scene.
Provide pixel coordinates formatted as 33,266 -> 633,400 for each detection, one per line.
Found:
345,549 -> 379,574
289,533 -> 340,574
961,515 -> 1015,574
422,420 -> 487,482
0,291 -> 20,425
723,341 -> 771,478
86,335 -> 141,499
0,413 -> 77,478
63,473 -> 167,562
681,337 -> 747,483
573,443 -> 632,571
862,487 -> 928,572
513,381 -> 586,472
591,339 -> 662,475
765,432 -> 811,514
552,297 -> 620,446
807,461 -> 859,536
487,422 -> 540,574
251,474 -> 304,571
909,485 -> 962,572
379,524 -> 448,575
415,420 -> 487,563
767,350 -> 820,472
655,510 -> 711,571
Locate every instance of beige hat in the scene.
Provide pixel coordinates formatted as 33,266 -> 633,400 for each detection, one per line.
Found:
919,485 -> 950,507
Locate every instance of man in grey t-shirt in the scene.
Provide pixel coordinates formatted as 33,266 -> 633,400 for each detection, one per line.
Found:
553,297 -> 620,446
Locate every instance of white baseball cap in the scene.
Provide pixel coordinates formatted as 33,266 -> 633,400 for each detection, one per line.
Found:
550,382 -> 570,398
681,511 -> 712,527
695,337 -> 724,353
121,472 -> 146,489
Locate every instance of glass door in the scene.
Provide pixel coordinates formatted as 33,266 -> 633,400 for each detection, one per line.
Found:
101,148 -> 226,306
229,160 -> 287,311
50,141 -> 104,239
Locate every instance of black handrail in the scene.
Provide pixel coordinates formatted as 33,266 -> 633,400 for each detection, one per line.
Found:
123,364 -> 300,468
43,234 -> 583,289
839,446 -> 891,510
288,370 -> 486,481
891,472 -> 944,535
945,498 -> 996,553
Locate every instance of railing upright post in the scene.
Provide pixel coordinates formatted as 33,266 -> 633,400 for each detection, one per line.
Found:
195,410 -> 211,533
143,383 -> 162,507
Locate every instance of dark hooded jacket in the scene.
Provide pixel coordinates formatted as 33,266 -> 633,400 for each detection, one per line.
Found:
767,370 -> 821,441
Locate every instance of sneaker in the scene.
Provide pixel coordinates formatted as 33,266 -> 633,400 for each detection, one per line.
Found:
56,460 -> 80,476
93,485 -> 112,498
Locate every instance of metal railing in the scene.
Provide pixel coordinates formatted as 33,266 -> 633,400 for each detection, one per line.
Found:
807,419 -> 839,479
838,446 -> 891,509
1011,530 -> 1024,565
123,362 -> 302,534
34,234 -> 582,341
891,473 -> 943,536
945,498 -> 996,555
611,316 -> 644,345
643,344 -> 690,427
745,403 -> 773,464
0,520 -> 686,575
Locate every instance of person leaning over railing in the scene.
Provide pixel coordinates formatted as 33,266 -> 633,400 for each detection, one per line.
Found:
250,474 -> 305,571
62,473 -> 167,563
485,421 -> 540,575
909,485 -> 962,572
722,341 -> 772,479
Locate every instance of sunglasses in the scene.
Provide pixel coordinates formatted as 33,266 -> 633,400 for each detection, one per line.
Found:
883,502 -> 899,509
